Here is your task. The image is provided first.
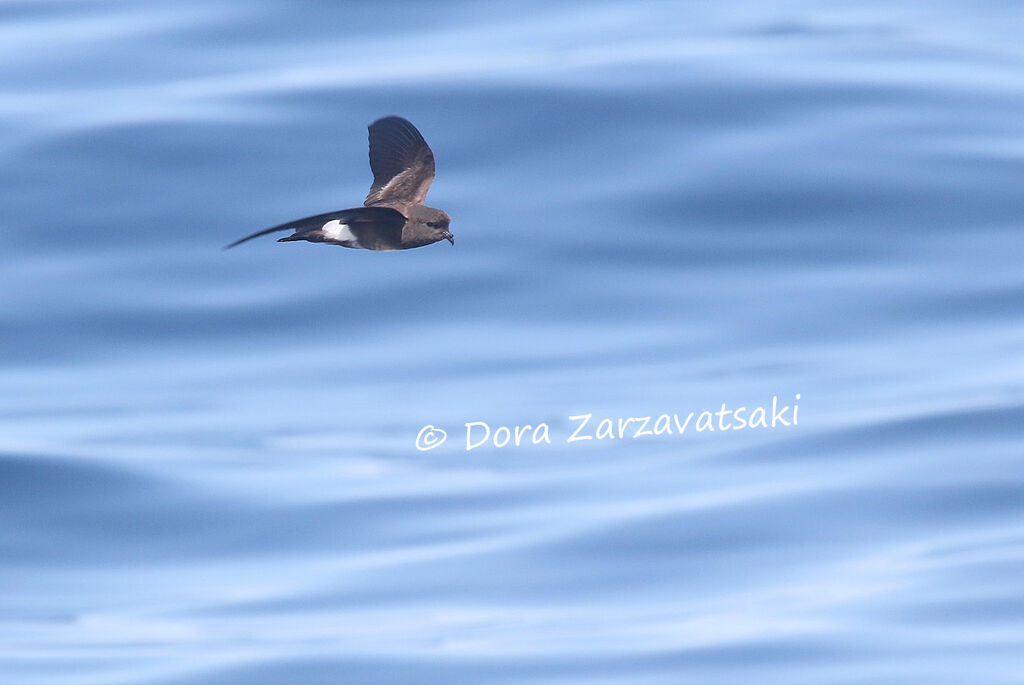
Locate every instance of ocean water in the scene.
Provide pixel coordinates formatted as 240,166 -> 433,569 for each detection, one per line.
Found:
2,1 -> 1024,683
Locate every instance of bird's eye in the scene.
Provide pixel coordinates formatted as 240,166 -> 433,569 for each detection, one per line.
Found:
426,222 -> 435,228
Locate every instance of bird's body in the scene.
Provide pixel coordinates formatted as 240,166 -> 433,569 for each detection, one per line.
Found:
226,116 -> 452,251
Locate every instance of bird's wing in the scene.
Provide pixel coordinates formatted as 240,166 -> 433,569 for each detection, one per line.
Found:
364,116 -> 435,206
224,206 -> 405,249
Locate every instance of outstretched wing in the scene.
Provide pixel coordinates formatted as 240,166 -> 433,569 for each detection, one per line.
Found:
224,205 -> 405,249
364,116 -> 435,206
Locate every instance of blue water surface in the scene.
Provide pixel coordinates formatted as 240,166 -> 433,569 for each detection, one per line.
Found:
2,1 -> 1024,683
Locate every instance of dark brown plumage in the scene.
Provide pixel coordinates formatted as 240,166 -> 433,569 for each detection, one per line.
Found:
225,116 -> 452,251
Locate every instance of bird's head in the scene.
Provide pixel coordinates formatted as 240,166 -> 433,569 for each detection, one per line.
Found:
425,210 -> 453,245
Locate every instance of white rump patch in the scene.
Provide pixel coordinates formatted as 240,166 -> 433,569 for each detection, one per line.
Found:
321,219 -> 358,244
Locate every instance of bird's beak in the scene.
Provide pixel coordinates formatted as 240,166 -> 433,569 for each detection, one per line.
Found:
444,232 -> 454,245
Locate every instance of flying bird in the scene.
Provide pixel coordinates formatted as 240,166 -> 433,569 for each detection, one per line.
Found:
226,116 -> 452,251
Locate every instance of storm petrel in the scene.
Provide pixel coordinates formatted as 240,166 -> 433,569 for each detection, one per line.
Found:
226,116 -> 452,250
